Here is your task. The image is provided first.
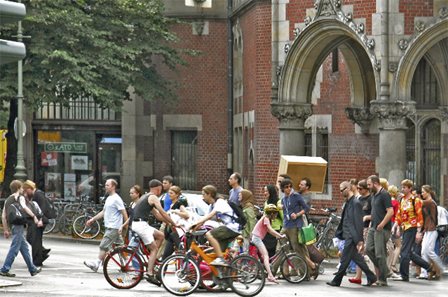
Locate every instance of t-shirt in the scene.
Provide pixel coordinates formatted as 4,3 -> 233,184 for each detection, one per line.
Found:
301,193 -> 312,212
282,192 -> 309,228
229,186 -> 243,205
252,216 -> 271,239
370,187 -> 393,230
161,192 -> 172,212
209,198 -> 241,233
3,195 -> 26,226
103,193 -> 126,229
391,198 -> 399,224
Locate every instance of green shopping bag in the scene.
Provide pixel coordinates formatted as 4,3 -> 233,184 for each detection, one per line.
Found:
298,223 -> 316,245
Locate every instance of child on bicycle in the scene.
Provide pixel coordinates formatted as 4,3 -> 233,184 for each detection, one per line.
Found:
190,185 -> 242,266
252,204 -> 285,284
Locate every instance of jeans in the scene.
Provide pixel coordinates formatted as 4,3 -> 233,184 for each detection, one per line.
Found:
365,227 -> 390,283
128,232 -> 141,273
1,225 -> 37,274
399,227 -> 430,280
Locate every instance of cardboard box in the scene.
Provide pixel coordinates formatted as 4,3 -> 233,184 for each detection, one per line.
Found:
278,156 -> 328,193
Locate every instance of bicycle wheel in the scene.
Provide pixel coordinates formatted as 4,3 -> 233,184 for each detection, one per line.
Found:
44,219 -> 56,234
323,227 -> 338,258
72,215 -> 100,239
103,247 -> 144,289
228,254 -> 265,297
195,258 -> 218,291
160,254 -> 201,296
280,253 -> 308,283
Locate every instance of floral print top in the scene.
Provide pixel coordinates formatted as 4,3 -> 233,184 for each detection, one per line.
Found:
395,195 -> 423,231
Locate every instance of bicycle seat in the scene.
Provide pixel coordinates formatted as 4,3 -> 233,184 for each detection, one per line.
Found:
328,207 -> 337,213
309,217 -> 321,224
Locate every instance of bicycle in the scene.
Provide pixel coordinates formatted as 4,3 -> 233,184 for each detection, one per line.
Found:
72,203 -> 102,239
251,237 -> 308,284
311,204 -> 340,258
159,230 -> 265,297
102,225 -> 189,289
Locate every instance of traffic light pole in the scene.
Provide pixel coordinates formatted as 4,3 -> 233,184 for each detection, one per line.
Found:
13,2 -> 27,182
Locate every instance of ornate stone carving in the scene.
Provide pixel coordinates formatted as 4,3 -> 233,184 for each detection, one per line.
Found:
304,16 -> 312,26
284,44 -> 291,54
193,21 -> 205,36
414,21 -> 425,33
398,39 -> 409,50
366,38 -> 375,49
370,100 -> 416,130
293,28 -> 300,39
276,65 -> 283,84
314,0 -> 336,17
333,0 -> 341,8
356,23 -> 365,33
374,59 -> 381,71
439,106 -> 448,122
271,103 -> 313,129
345,106 -> 375,134
344,12 -> 353,22
440,7 -> 448,19
389,62 -> 398,73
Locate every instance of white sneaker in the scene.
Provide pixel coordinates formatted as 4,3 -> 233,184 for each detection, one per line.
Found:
84,261 -> 99,272
210,258 -> 228,267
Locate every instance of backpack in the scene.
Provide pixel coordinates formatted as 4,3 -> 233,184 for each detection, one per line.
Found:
7,196 -> 31,225
227,201 -> 247,230
36,190 -> 57,219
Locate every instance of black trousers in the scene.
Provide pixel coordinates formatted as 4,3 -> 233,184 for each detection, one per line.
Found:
332,237 -> 377,285
26,224 -> 45,265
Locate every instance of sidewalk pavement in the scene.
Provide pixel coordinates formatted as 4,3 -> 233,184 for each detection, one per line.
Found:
0,279 -> 22,288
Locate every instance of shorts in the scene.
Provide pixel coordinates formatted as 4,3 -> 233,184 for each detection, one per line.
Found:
391,228 -> 400,240
251,234 -> 264,249
99,228 -> 124,251
131,221 -> 156,245
209,225 -> 240,253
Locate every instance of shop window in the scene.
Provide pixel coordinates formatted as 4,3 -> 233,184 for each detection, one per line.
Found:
171,131 -> 197,190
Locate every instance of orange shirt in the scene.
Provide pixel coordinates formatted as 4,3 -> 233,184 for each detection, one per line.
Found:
395,195 -> 423,231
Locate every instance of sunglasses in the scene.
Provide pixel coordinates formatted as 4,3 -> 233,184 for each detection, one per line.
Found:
283,185 -> 291,189
340,187 -> 347,193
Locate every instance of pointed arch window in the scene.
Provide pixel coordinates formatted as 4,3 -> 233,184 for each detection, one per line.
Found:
411,58 -> 440,108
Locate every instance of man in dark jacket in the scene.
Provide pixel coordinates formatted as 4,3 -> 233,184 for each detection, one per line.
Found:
23,180 -> 51,266
327,181 -> 377,287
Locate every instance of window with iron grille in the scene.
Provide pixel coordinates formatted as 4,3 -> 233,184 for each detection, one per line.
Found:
405,121 -> 416,182
411,58 -> 440,108
171,131 -> 197,191
421,119 -> 441,195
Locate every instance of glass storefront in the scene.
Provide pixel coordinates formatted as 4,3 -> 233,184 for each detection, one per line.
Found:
36,130 -> 121,201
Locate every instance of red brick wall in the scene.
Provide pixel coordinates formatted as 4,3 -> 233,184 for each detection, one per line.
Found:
149,21 -> 230,194
238,3 -> 279,204
311,51 -> 379,211
399,0 -> 434,35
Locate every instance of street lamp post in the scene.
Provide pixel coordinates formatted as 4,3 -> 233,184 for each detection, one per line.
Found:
12,1 -> 28,182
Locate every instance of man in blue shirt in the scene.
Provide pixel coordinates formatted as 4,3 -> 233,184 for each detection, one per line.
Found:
161,176 -> 174,212
228,172 -> 243,205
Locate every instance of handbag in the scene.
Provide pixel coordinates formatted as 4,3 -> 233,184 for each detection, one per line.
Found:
307,244 -> 325,264
298,222 -> 317,245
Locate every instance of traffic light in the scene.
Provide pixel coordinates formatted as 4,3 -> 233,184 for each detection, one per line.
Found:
0,0 -> 26,65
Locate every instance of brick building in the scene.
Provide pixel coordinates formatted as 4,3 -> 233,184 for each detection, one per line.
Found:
25,0 -> 447,209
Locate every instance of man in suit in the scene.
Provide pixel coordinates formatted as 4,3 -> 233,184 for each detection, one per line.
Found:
327,181 -> 377,287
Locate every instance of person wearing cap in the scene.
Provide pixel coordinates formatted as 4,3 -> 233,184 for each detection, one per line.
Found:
22,180 -> 51,266
118,179 -> 177,287
84,179 -> 128,273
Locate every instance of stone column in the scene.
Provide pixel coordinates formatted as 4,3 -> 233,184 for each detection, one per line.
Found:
370,100 -> 416,186
271,102 -> 313,156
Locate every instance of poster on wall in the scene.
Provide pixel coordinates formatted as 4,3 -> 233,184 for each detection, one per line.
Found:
64,173 -> 76,182
41,152 -> 58,166
45,172 -> 61,199
71,155 -> 88,170
64,182 -> 76,201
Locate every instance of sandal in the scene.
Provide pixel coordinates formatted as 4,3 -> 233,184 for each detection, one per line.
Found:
267,277 -> 280,284
391,266 -> 399,273
370,282 -> 388,287
416,276 -> 427,280
429,275 -> 441,281
312,265 -> 319,280
144,274 -> 161,287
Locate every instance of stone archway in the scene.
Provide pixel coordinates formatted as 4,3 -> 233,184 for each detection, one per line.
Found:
272,18 -> 378,156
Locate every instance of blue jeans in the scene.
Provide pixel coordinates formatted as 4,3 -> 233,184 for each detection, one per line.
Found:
128,232 -> 141,273
1,225 -> 37,274
399,227 -> 430,280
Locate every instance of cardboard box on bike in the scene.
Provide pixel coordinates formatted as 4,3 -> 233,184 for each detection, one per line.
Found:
278,156 -> 327,193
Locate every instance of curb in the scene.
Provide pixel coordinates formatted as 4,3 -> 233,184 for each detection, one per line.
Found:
0,279 -> 23,288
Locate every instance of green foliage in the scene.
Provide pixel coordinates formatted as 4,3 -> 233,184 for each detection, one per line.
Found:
0,0 -> 200,111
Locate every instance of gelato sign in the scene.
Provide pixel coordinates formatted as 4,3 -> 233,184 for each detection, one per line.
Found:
44,142 -> 87,153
